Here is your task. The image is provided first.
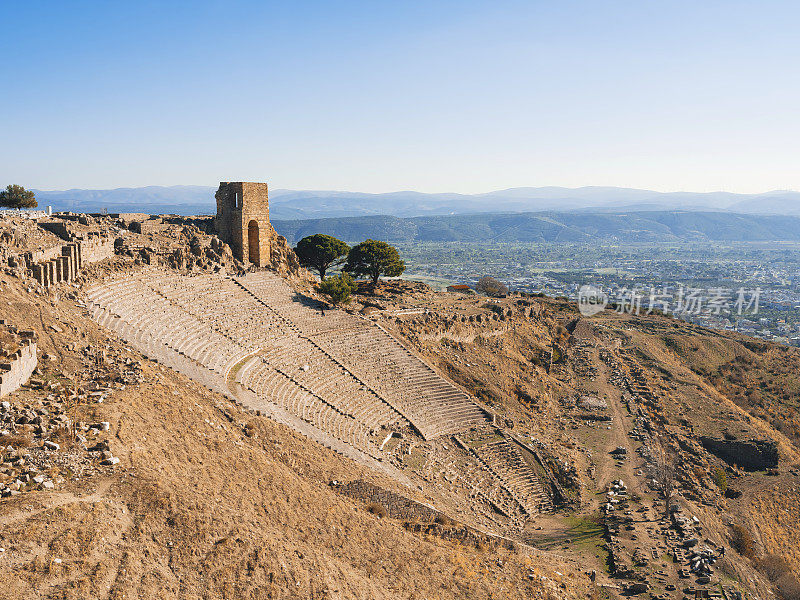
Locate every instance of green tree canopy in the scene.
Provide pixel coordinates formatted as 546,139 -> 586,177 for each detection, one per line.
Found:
294,234 -> 350,279
344,239 -> 405,286
316,272 -> 357,306
0,185 -> 37,209
712,467 -> 727,493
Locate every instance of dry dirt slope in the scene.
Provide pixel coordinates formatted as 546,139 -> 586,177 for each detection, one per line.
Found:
370,283 -> 800,589
0,274 -> 585,599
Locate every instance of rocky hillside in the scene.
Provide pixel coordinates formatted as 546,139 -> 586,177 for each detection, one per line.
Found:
0,271 -> 580,599
359,281 -> 800,598
1,213 -> 800,599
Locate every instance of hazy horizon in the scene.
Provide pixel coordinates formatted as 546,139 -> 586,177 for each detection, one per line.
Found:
25,183 -> 800,196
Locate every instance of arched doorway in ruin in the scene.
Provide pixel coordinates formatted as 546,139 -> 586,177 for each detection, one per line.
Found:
247,220 -> 260,265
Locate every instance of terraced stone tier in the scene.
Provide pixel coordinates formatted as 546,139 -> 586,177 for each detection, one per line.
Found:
473,438 -> 553,514
85,268 -> 492,455
83,268 -> 566,518
235,272 -> 492,439
85,274 -> 251,379
83,271 -> 396,457
237,356 -> 378,456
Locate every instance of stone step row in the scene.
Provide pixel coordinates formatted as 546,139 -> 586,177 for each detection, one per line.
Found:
258,338 -> 403,430
237,357 -> 377,455
474,439 -> 553,513
234,273 -> 491,440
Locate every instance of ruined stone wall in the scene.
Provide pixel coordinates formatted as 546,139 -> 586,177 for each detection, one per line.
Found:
0,335 -> 37,397
78,236 -> 115,265
214,182 -> 271,267
38,221 -> 72,239
111,213 -> 150,222
129,217 -> 169,235
27,246 -> 63,265
27,236 -> 114,287
19,215 -> 116,286
0,210 -> 48,219
334,480 -> 515,550
699,436 -> 779,471
29,243 -> 80,287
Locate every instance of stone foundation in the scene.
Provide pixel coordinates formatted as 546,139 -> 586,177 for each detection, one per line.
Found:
0,333 -> 37,397
334,480 -> 516,550
27,236 -> 114,287
130,217 -> 169,235
78,236 -> 115,264
699,436 -> 779,471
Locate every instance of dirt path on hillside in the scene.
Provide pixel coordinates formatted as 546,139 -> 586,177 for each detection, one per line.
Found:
586,345 -> 638,507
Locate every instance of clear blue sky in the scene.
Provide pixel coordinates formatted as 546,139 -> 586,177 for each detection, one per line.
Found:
2,1 -> 799,193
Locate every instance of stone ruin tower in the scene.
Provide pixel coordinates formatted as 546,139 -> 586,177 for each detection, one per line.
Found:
214,182 -> 271,267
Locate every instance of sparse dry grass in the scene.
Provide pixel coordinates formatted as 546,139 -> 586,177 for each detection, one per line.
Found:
751,488 -> 800,578
49,424 -> 77,450
661,332 -> 800,446
731,523 -> 757,559
1,433 -> 32,449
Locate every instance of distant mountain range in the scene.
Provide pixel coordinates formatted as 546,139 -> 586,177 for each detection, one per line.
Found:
272,211 -> 800,244
31,184 -> 800,219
